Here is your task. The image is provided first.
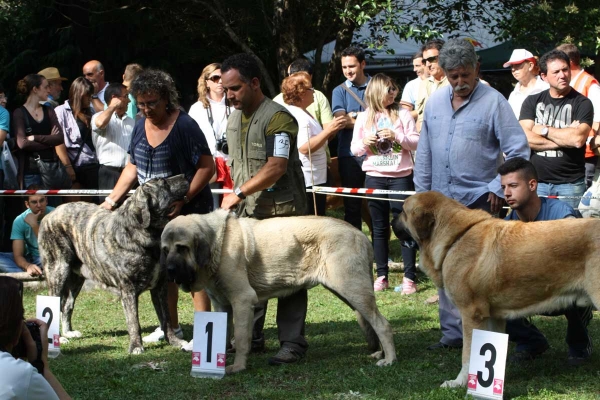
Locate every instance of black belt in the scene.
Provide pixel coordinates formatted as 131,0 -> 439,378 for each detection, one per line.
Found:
100,164 -> 124,172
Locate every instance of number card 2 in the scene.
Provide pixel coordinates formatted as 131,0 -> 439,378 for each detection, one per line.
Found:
467,329 -> 509,399
190,312 -> 227,379
36,295 -> 61,358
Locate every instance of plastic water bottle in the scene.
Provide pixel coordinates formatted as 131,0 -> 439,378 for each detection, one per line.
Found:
394,285 -> 402,292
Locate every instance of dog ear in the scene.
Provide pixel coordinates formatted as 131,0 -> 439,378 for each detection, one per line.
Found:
195,232 -> 212,269
131,189 -> 152,228
413,207 -> 435,241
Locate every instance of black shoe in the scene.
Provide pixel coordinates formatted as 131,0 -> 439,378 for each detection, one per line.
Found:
267,347 -> 305,366
508,343 -> 549,363
426,341 -> 462,350
567,350 -> 591,367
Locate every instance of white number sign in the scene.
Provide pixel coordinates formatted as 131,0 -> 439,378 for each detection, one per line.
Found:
36,295 -> 61,358
467,329 -> 509,399
190,312 -> 227,379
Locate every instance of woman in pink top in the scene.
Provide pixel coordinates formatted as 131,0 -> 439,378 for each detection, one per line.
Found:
351,73 -> 419,293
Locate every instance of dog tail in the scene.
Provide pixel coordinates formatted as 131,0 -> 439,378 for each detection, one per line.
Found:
356,311 -> 380,352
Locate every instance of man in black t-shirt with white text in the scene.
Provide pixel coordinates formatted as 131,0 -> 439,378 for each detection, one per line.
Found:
519,49 -> 594,208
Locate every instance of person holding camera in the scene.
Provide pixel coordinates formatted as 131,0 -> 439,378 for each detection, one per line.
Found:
280,72 -> 345,215
188,63 -> 232,209
350,73 -> 420,292
0,276 -> 71,399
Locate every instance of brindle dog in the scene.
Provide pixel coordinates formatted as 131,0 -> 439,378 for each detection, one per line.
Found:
38,175 -> 189,354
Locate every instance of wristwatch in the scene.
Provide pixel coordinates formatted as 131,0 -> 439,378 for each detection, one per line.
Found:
234,187 -> 246,200
540,126 -> 549,138
350,112 -> 358,119
91,94 -> 99,100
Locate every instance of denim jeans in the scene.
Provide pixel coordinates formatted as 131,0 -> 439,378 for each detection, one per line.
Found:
365,174 -> 416,280
537,178 -> 586,209
0,252 -> 41,273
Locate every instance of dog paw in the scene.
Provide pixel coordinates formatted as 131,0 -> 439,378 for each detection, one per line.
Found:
225,364 -> 245,375
130,346 -> 145,355
441,379 -> 465,388
369,350 -> 383,360
63,330 -> 82,338
375,358 -> 395,367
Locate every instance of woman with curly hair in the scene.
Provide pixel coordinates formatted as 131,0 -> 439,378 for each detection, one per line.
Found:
280,72 -> 345,215
188,63 -> 232,208
101,68 -> 214,348
350,73 -> 419,293
55,77 -> 99,191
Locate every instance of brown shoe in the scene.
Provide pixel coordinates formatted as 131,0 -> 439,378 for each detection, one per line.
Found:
268,347 -> 305,366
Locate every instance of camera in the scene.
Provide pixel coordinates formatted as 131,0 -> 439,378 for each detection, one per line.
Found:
216,133 -> 228,154
13,321 -> 43,362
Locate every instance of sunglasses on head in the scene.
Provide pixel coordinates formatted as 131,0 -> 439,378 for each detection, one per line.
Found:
207,75 -> 221,83
423,55 -> 439,64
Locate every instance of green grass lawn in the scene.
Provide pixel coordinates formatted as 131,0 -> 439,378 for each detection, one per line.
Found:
19,209 -> 600,399
23,276 -> 600,399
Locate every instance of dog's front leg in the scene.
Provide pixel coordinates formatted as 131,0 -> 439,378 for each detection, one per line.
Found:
120,290 -> 144,354
226,296 -> 257,374
441,315 -> 485,388
150,283 -> 185,348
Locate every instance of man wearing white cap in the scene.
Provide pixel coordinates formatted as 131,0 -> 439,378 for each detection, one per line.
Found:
37,67 -> 67,108
503,49 -> 549,118
519,49 -> 594,209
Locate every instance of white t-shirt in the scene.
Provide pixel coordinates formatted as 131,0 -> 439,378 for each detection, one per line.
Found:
91,111 -> 134,168
508,76 -> 549,118
188,96 -> 229,158
0,351 -> 59,400
284,105 -> 327,186
400,77 -> 421,108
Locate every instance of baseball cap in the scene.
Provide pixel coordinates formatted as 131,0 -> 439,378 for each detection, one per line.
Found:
503,49 -> 536,68
38,67 -> 68,81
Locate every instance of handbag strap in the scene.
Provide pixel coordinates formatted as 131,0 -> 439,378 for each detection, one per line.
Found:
71,115 -> 92,166
339,84 -> 367,110
21,106 -> 39,160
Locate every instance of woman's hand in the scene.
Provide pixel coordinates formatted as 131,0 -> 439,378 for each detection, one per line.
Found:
376,128 -> 395,141
329,115 -> 346,134
167,199 -> 185,219
362,134 -> 378,146
22,319 -> 49,363
65,165 -> 76,182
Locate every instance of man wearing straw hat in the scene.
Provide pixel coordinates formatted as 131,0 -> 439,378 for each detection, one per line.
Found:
37,67 -> 68,108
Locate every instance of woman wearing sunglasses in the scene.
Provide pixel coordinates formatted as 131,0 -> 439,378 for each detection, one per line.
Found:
0,276 -> 71,399
100,69 -> 214,349
189,63 -> 232,209
350,73 -> 420,293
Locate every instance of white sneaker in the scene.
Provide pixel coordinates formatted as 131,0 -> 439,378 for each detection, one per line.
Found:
142,326 -> 183,343
181,339 -> 194,352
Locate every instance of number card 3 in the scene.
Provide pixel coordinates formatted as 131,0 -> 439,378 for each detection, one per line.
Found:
190,312 -> 227,379
467,329 -> 509,399
36,295 -> 61,358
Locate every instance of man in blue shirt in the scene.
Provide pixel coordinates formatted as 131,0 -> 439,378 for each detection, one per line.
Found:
500,157 -> 593,366
331,46 -> 371,230
414,38 -> 531,350
0,187 -> 55,276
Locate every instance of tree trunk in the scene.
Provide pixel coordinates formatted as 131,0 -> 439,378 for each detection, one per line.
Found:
196,0 -> 278,97
273,0 -> 301,83
321,18 -> 356,98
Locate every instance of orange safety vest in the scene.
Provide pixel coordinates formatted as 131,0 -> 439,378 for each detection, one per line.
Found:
572,70 -> 600,158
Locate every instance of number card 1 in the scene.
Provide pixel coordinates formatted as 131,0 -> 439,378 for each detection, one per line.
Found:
36,295 -> 61,358
190,312 -> 227,379
467,329 -> 509,399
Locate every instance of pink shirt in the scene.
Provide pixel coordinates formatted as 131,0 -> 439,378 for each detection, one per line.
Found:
350,108 -> 419,178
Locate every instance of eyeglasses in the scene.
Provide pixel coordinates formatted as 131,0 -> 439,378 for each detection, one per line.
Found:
137,99 -> 161,109
207,75 -> 221,83
423,55 -> 439,64
387,86 -> 398,94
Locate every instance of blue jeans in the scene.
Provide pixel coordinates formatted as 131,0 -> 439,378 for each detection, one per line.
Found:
365,174 -> 416,280
537,178 -> 586,209
0,252 -> 41,272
